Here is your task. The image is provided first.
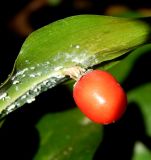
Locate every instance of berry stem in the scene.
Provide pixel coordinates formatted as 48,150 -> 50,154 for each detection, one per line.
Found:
62,66 -> 87,81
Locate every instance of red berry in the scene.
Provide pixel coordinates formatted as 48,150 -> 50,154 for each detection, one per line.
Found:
73,70 -> 127,124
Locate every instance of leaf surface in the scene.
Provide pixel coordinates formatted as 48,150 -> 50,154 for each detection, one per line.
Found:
34,108 -> 102,160
0,15 -> 150,119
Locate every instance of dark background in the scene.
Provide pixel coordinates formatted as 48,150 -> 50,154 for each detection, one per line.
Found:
0,0 -> 151,83
0,0 -> 151,159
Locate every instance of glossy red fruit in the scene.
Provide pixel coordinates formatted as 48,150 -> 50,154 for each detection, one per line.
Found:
73,70 -> 127,124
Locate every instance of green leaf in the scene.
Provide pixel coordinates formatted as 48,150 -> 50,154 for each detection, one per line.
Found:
33,42 -> 151,159
128,83 -> 151,159
132,142 -> 151,160
108,43 -> 151,135
1,24 -> 150,159
128,83 -> 151,136
0,15 -> 150,119
34,108 -> 102,160
108,44 -> 151,159
108,44 -> 151,83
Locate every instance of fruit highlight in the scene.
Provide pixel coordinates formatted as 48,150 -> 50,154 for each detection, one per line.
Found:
73,69 -> 127,124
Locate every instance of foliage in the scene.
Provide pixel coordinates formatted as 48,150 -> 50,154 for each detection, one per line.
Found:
0,15 -> 151,159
